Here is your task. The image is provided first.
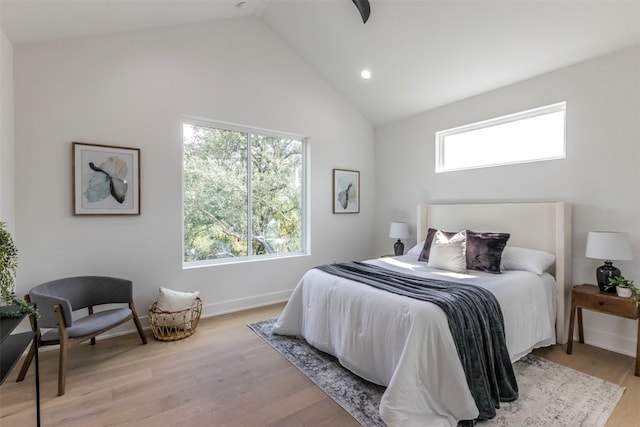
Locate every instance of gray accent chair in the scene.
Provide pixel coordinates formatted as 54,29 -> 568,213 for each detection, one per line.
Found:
16,276 -> 147,396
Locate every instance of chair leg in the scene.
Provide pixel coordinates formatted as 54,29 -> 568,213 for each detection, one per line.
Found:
16,340 -> 36,382
54,304 -> 69,396
58,339 -> 67,396
88,306 -> 96,345
130,303 -> 148,345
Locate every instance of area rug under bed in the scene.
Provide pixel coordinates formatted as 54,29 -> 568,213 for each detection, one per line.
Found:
249,318 -> 625,427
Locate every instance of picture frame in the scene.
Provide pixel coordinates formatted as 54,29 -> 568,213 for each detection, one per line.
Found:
73,142 -> 140,215
333,169 -> 360,214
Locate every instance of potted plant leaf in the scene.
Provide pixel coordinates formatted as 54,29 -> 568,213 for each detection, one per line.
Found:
605,275 -> 640,305
0,221 -> 38,318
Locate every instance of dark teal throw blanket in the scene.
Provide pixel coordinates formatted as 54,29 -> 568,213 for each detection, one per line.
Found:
315,261 -> 518,422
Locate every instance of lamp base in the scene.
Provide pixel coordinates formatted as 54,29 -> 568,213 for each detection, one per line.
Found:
596,261 -> 620,293
394,239 -> 405,256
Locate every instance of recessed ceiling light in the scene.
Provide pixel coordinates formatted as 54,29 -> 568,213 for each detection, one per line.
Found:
361,69 -> 372,79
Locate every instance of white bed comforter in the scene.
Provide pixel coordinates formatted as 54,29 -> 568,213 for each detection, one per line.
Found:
273,256 -> 556,427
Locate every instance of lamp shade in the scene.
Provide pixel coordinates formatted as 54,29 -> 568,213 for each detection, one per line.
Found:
389,222 -> 409,239
585,231 -> 633,261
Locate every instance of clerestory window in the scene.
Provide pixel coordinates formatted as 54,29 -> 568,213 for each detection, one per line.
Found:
436,102 -> 566,172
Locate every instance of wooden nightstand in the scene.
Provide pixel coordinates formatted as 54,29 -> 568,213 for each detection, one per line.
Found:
566,284 -> 640,376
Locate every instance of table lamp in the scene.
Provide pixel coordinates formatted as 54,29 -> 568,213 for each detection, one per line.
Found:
585,231 -> 633,292
389,222 -> 409,256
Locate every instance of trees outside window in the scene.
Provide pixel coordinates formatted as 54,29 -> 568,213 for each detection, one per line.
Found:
183,121 -> 306,265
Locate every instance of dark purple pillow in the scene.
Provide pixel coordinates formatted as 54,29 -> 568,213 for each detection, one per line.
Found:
465,230 -> 510,273
418,228 -> 458,262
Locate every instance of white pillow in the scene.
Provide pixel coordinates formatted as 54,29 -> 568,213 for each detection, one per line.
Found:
501,247 -> 555,275
427,230 -> 467,273
407,240 -> 425,257
157,286 -> 199,312
156,287 -> 200,327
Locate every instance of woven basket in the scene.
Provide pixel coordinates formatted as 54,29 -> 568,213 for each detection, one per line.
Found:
148,297 -> 202,341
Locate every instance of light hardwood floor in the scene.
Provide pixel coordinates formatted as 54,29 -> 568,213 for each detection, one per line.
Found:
1,303 -> 638,426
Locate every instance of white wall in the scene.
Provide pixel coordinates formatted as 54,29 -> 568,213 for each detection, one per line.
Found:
11,14 -> 638,357
0,27 -> 15,231
375,45 -> 640,356
13,17 -> 375,329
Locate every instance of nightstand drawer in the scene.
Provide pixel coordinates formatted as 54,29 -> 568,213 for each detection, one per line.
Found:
572,291 -> 638,319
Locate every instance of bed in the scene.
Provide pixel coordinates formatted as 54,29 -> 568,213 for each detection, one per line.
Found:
273,202 -> 572,427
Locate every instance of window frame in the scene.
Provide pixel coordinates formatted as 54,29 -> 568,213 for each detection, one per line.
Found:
435,102 -> 566,173
181,117 -> 309,268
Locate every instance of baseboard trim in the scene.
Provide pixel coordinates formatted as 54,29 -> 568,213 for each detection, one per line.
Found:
198,289 -> 292,319
87,289 -> 294,341
38,290 -> 637,361
571,325 -> 637,358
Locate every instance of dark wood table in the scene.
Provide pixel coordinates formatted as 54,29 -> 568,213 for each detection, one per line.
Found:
566,284 -> 639,376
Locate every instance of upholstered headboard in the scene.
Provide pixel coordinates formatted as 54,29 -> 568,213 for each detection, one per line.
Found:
417,202 -> 572,344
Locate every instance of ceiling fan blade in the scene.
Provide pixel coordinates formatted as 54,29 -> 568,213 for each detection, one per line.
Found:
352,0 -> 371,24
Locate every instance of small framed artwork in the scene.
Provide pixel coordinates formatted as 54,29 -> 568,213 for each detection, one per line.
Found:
73,142 -> 140,215
333,169 -> 359,214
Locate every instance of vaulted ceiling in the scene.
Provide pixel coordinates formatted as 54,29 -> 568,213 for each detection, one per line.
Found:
2,0 -> 640,126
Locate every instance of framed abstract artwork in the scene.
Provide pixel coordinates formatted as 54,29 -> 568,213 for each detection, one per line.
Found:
73,142 -> 140,215
333,169 -> 359,214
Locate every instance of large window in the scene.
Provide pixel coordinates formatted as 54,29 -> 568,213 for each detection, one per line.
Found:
436,102 -> 566,172
182,120 -> 306,266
